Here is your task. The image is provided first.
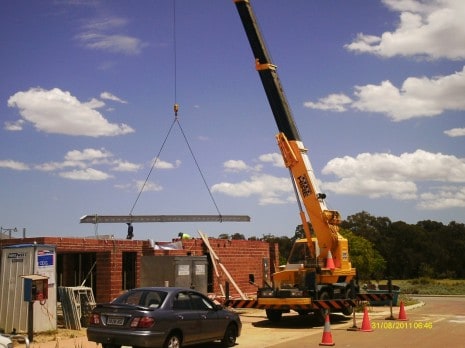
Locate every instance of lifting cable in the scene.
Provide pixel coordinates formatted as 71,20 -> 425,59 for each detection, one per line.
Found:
129,0 -> 222,218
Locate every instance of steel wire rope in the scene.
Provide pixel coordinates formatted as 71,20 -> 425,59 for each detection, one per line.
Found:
129,0 -> 223,219
129,119 -> 176,215
174,117 -> 222,217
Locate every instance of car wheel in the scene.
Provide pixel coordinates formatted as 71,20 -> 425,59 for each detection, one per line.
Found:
163,333 -> 182,348
221,323 -> 238,347
266,309 -> 283,322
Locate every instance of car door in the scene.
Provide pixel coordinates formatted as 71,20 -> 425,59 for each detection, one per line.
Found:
189,292 -> 226,341
172,291 -> 203,345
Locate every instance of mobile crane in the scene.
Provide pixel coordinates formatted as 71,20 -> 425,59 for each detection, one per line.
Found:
233,0 -> 357,322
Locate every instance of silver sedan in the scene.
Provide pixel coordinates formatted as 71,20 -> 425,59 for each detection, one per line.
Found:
87,287 -> 241,348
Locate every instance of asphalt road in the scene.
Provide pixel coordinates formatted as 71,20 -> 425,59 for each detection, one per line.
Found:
232,296 -> 465,348
18,296 -> 463,348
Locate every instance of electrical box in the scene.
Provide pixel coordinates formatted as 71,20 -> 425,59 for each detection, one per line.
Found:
23,275 -> 49,302
141,256 -> 208,294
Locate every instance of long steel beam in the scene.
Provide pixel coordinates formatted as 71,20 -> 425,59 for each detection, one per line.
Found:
80,214 -> 251,224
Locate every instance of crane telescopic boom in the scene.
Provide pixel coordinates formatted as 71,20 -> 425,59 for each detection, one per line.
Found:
233,0 -> 356,323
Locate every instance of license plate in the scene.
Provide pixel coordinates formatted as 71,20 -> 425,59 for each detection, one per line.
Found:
107,316 -> 125,326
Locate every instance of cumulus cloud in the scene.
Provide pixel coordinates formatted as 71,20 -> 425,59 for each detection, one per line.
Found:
444,127 -> 465,137
0,160 -> 29,171
59,168 -> 112,181
111,160 -> 141,172
77,17 -> 146,55
151,158 -> 181,170
418,186 -> 465,209
212,174 -> 293,205
304,66 -> 465,120
321,149 -> 465,209
303,94 -> 353,112
100,92 -> 127,104
223,159 -> 250,172
135,180 -> 163,192
29,147 -> 140,181
258,153 -> 285,168
3,119 -> 24,131
345,0 -> 465,60
65,148 -> 113,162
7,87 -> 134,136
212,155 -> 296,204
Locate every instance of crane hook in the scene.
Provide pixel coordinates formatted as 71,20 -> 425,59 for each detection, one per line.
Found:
174,103 -> 179,118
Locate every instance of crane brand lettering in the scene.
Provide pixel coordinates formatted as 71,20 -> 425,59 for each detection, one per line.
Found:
298,175 -> 312,197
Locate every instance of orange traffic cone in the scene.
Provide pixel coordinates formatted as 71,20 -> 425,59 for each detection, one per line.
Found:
319,313 -> 335,346
361,307 -> 373,332
326,250 -> 335,270
398,301 -> 408,321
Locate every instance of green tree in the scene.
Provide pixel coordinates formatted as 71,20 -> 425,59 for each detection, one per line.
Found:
340,229 -> 386,281
231,232 -> 246,240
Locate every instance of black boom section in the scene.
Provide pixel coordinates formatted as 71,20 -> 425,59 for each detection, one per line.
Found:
234,0 -> 301,142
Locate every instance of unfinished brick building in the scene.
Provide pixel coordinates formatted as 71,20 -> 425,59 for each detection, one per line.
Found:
0,236 -> 279,303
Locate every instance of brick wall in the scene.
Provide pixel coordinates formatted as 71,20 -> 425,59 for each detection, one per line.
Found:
0,236 -> 279,303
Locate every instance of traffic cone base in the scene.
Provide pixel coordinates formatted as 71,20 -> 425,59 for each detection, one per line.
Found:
398,301 -> 408,321
319,313 -> 335,346
361,307 -> 373,332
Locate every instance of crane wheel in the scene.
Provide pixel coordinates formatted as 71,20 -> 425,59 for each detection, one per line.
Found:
315,291 -> 330,326
266,309 -> 283,322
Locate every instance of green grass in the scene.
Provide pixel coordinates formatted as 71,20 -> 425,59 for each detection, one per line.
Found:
362,278 -> 465,307
393,278 -> 465,295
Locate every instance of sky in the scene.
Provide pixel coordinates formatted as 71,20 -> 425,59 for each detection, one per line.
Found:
1,0 -> 464,242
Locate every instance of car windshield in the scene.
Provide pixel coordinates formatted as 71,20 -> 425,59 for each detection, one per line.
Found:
113,290 -> 167,308
173,292 -> 215,311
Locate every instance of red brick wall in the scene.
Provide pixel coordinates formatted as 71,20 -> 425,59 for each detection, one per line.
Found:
0,236 -> 278,303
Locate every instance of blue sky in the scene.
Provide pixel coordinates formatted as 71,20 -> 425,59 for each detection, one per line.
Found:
1,0 -> 464,241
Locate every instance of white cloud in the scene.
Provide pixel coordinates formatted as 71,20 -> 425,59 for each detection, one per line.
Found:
223,159 -> 249,172
59,168 -> 112,181
212,174 -> 293,205
258,153 -> 285,168
303,93 -> 353,112
8,87 -> 134,136
151,158 -> 181,170
322,177 -> 418,200
100,92 -> 127,104
77,17 -> 145,55
223,157 -> 274,173
345,0 -> 465,60
111,160 -> 141,172
418,186 -> 465,209
444,127 -> 465,137
213,155 -> 295,204
323,150 -> 465,183
304,67 -> 465,120
65,148 -> 113,162
321,149 -> 465,207
3,119 -> 24,131
135,180 -> 163,192
24,147 -> 141,182
0,159 -> 29,171
35,160 -> 87,172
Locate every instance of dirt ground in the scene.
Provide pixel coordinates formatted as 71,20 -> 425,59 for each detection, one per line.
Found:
10,328 -> 88,347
